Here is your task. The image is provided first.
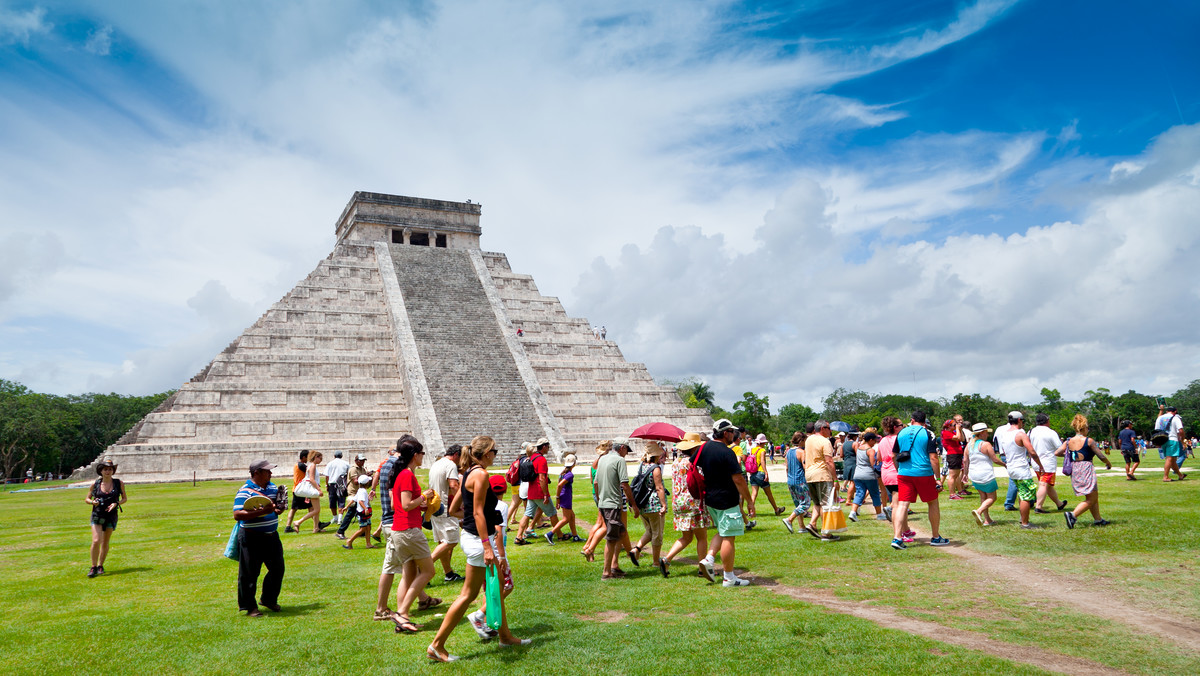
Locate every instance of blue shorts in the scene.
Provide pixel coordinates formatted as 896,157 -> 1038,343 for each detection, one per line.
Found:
749,471 -> 770,488
972,479 -> 999,493
1161,440 -> 1182,458
706,505 -> 745,537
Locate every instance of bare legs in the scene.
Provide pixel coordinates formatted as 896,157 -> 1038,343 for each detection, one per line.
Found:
664,528 -> 707,564
397,557 -> 435,618
429,563 -> 520,659
974,490 -> 997,524
89,524 -> 113,567
1035,481 -> 1062,510
1072,489 -> 1103,521
431,540 -> 456,575
295,498 -> 322,532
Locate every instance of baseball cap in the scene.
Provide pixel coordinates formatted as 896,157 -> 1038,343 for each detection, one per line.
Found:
355,453 -> 367,461
489,474 -> 508,496
713,419 -> 735,435
249,460 -> 276,473
535,437 -> 549,447
1008,411 -> 1024,419
357,474 -> 372,485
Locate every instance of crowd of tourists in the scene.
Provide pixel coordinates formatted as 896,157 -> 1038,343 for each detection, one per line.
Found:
83,402 -> 1192,660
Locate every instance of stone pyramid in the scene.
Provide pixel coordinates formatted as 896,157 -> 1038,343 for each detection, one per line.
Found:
75,192 -> 711,481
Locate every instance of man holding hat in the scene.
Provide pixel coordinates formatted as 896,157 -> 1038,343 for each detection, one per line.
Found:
336,453 -> 373,540
233,460 -> 286,616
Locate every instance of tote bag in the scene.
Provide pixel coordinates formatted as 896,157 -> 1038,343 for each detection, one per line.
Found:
484,563 -> 503,630
294,479 -> 320,499
224,521 -> 242,561
820,488 -> 848,535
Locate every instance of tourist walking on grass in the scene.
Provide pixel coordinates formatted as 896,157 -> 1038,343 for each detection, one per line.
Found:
582,440 -> 614,560
663,433 -> 711,572
324,450 -> 351,526
428,436 -> 529,662
547,454 -> 582,543
284,450 -> 309,533
505,443 -> 532,533
233,460 -> 285,616
697,419 -> 754,587
781,430 -> 812,533
963,423 -> 1002,526
293,451 -> 329,533
86,459 -> 127,578
849,432 -> 883,522
429,445 -> 464,583
878,417 -> 901,523
388,439 -> 439,632
337,454 -> 372,540
1058,415 -> 1114,529
941,417 -> 968,498
515,439 -> 557,545
595,440 -> 640,579
1118,420 -> 1140,480
996,412 -> 1046,528
373,436 -> 435,632
631,442 -> 669,577
891,411 -> 950,549
747,434 -> 784,518
343,474 -> 376,549
802,421 -> 838,541
1030,414 -> 1068,513
1155,405 -> 1187,482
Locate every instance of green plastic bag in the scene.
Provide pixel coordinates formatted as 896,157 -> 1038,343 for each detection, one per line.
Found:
484,563 -> 503,630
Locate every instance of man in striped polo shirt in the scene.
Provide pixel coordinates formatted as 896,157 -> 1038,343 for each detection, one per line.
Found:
234,460 -> 286,617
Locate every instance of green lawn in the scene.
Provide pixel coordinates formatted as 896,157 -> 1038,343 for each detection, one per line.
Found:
0,462 -> 1195,675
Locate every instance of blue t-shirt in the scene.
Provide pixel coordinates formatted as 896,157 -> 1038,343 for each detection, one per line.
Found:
785,447 -> 806,485
1118,428 -> 1136,451
895,425 -> 935,477
233,479 -> 280,532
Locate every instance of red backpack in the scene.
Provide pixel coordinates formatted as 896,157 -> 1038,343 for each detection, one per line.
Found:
685,445 -> 706,500
505,458 -> 522,486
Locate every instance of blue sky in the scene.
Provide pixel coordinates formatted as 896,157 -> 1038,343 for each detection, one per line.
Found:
1,1 -> 1198,409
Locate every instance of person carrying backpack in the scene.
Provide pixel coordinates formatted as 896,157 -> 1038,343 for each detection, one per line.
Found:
515,438 -> 557,545
631,442 -> 669,577
1154,404 -> 1187,482
86,458 -> 127,578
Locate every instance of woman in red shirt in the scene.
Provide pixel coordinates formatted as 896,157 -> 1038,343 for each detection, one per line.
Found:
389,438 -> 438,633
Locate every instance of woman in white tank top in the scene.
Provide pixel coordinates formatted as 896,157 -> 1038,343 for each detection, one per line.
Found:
964,423 -> 1003,526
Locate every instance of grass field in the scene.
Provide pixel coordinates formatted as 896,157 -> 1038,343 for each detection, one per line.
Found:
1,458 -> 1197,675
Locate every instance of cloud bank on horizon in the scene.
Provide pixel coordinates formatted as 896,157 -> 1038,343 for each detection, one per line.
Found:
0,0 -> 1197,410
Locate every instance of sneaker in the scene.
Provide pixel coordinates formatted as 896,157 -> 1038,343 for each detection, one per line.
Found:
467,611 -> 497,640
698,557 -> 715,582
443,571 -> 465,583
902,530 -> 915,538
335,533 -> 347,540
902,535 -> 914,543
1065,512 -> 1077,529
883,506 -> 893,521
875,513 -> 889,521
1093,519 -> 1110,526
284,526 -> 296,533
1019,523 -> 1035,529
570,535 -> 584,542
1057,500 -> 1068,511
97,566 -> 105,575
782,519 -> 794,534
847,512 -> 858,522
929,536 -> 950,546
544,532 -> 555,546
317,521 -> 331,532
87,566 -> 99,578
722,577 -> 751,587
820,535 -> 840,542
1004,506 -> 1017,511
948,494 -> 962,500
746,520 -> 757,529
891,538 -> 907,550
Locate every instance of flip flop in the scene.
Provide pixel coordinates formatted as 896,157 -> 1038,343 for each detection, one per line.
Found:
417,597 -> 442,611
393,616 -> 420,633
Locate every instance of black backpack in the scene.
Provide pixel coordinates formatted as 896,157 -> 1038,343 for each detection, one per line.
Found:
518,455 -> 537,483
630,464 -> 657,510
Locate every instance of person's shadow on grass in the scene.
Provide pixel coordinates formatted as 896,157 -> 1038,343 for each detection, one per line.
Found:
456,621 -> 557,662
102,566 -> 152,576
273,602 -> 324,616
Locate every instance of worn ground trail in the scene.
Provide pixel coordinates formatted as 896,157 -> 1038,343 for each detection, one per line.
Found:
907,526 -> 1200,653
739,571 -> 1128,676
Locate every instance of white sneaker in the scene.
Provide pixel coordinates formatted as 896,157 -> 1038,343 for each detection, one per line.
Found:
468,611 -> 497,640
722,577 -> 750,587
698,557 -> 715,582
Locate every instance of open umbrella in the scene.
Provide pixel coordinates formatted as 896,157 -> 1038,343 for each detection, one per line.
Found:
629,422 -> 686,443
829,421 -> 852,433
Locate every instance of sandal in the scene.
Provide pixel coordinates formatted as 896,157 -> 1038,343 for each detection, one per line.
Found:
427,645 -> 457,662
393,616 -> 421,633
374,607 -> 396,621
417,597 -> 442,611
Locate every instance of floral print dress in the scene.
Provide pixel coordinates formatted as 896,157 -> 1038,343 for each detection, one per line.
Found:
671,456 -> 713,532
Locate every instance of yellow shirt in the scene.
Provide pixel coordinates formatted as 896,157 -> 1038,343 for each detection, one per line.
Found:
750,446 -> 767,472
804,435 -> 834,483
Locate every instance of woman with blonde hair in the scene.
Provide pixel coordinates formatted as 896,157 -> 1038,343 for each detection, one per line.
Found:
429,436 -> 528,661
581,440 -> 613,561
293,451 -> 328,533
1057,414 -> 1113,529
631,442 -> 669,577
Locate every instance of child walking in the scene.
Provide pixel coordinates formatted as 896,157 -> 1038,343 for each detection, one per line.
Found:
547,454 -> 583,543
343,474 -> 375,549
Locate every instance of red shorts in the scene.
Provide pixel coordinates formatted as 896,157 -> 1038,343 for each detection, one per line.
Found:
1037,471 -> 1055,485
897,475 -> 939,503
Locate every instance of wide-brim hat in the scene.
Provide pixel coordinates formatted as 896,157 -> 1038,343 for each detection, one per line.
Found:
676,432 -> 704,451
754,434 -> 769,444
96,459 -> 117,475
971,422 -> 991,434
645,441 -> 665,458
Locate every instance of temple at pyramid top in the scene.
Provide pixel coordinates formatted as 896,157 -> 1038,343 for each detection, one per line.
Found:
335,191 -> 483,249
73,191 -> 711,481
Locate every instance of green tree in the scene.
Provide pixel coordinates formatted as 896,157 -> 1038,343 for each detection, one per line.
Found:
0,382 -> 67,480
1168,380 -> 1200,432
1081,388 -> 1117,443
664,377 -> 715,412
776,402 -> 817,442
1039,388 -> 1063,411
731,391 -> 771,438
1112,390 -> 1158,437
820,388 -> 877,421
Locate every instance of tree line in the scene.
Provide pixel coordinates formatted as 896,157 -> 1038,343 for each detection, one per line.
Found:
0,379 -> 174,480
667,378 -> 1200,446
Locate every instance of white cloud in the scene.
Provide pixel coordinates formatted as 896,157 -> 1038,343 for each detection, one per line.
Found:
0,6 -> 50,46
83,24 -> 112,55
573,123 -> 1200,410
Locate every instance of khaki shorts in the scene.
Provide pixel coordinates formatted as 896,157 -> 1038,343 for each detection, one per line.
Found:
382,526 -> 431,574
431,514 -> 460,544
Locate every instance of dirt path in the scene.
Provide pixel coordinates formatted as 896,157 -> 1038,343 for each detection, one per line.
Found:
739,571 -> 1127,676
907,527 -> 1200,653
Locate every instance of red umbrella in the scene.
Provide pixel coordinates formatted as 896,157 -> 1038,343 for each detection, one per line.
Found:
629,422 -> 686,443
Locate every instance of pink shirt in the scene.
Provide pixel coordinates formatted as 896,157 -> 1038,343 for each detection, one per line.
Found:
879,434 -> 899,486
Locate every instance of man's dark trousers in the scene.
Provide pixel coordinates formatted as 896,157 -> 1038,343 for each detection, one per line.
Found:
238,529 -> 285,611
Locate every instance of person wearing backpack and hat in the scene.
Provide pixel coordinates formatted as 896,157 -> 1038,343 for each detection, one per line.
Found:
515,438 -> 557,545
663,432 -> 711,575
85,459 -> 127,578
631,442 -> 669,577
747,433 -> 784,518
1154,404 -> 1187,482
697,419 -> 755,587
